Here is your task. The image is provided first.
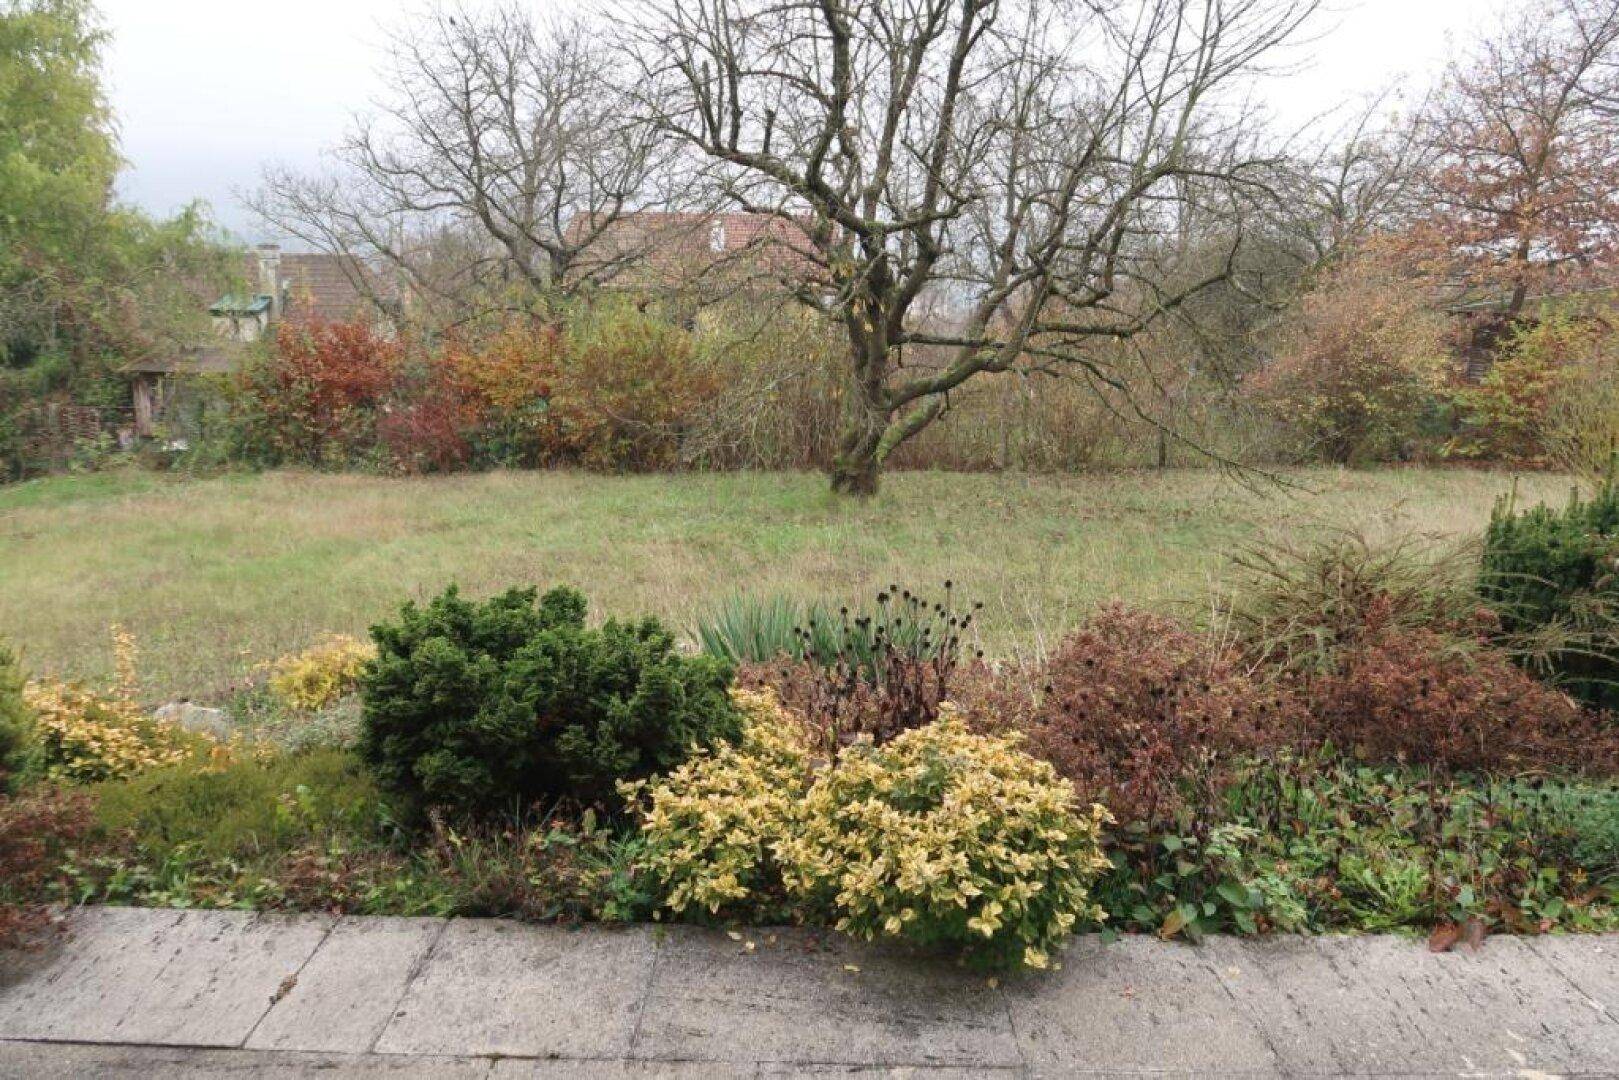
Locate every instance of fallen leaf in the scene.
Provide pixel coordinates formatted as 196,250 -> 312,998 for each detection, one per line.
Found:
1428,922 -> 1462,953
1463,917 -> 1487,951
269,973 -> 298,1005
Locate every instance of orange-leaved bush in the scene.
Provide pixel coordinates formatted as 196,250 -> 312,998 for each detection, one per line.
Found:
1249,252 -> 1447,464
1016,604 -> 1300,830
234,319 -> 402,467
1309,628 -> 1618,776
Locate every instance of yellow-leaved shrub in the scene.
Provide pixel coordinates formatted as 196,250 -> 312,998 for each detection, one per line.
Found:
23,626 -> 227,784
267,634 -> 375,712
627,689 -> 812,920
632,693 -> 1111,970
778,710 -> 1111,970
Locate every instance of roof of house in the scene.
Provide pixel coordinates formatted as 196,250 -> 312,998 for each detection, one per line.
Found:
565,211 -> 823,292
277,252 -> 383,324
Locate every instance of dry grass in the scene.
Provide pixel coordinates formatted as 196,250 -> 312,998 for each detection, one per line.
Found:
0,466 -> 1575,702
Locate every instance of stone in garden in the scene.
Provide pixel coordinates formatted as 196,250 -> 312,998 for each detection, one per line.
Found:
153,702 -> 232,741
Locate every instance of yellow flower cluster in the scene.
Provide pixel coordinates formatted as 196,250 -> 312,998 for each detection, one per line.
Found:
627,689 -> 812,918
632,694 -> 1111,970
24,679 -> 203,784
266,634 -> 376,712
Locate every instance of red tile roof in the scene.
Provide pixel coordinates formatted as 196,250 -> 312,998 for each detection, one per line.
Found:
565,211 -> 823,292
276,253 -> 386,324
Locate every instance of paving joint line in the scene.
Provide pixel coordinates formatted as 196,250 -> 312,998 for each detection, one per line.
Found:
364,916 -> 451,1055
237,913 -> 337,1050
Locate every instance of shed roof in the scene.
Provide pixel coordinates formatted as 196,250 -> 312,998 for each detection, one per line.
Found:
123,344 -> 247,376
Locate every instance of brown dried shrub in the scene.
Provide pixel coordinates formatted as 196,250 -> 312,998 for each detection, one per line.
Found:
736,654 -> 1010,755
1310,628 -> 1619,776
0,788 -> 95,948
1016,604 -> 1302,830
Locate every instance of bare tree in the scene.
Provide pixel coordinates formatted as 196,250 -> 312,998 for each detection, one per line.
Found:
250,5 -> 674,327
1268,89 -> 1432,272
1415,0 -> 1619,316
626,0 -> 1319,494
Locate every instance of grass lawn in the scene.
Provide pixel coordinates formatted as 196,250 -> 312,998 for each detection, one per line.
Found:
0,466 -> 1573,701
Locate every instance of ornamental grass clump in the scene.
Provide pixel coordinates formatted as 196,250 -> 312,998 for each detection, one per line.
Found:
1481,476 -> 1619,708
779,709 -> 1111,971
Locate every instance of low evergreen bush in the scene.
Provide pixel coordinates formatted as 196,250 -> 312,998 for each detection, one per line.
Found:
359,585 -> 739,818
0,641 -> 38,793
1481,477 -> 1619,707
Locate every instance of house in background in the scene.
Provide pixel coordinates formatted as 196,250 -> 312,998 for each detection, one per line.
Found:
565,211 -> 824,309
127,244 -> 391,437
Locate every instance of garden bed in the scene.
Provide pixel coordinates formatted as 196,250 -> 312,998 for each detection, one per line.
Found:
4,476 -> 1619,970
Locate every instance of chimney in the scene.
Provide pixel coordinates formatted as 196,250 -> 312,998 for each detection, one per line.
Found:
256,243 -> 282,321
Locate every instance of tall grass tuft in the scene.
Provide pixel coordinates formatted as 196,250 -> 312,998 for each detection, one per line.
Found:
1220,530 -> 1486,677
692,594 -> 822,665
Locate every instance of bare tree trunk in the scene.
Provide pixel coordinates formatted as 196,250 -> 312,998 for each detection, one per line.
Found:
830,345 -> 889,496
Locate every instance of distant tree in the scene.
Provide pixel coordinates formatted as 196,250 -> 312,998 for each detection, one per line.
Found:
1414,0 -> 1619,315
1269,90 -> 1433,272
251,6 -> 677,328
0,0 -> 225,475
1250,249 -> 1448,464
629,0 -> 1320,495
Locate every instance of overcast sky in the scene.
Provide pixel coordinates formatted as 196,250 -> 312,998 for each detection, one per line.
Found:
98,0 -> 1499,242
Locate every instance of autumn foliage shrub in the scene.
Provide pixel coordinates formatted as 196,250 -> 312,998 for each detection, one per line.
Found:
1447,316 -> 1589,464
1309,627 -> 1616,775
0,788 -> 94,948
1250,253 -> 1447,464
233,320 -> 401,467
548,304 -> 723,471
1016,604 -> 1298,830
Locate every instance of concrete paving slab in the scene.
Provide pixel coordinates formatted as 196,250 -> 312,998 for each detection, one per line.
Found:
112,910 -> 335,1047
0,1041 -> 495,1079
1203,932 -> 1619,1075
1527,933 -> 1619,1016
246,916 -> 445,1053
1005,934 -> 1280,1076
633,926 -> 1019,1068
1431,935 -> 1619,1068
7,908 -> 1619,1077
371,919 -> 657,1059
757,1067 -> 1025,1078
491,1059 -> 758,1078
0,907 -> 195,1042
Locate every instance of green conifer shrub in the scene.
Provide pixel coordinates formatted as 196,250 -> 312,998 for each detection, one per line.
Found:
359,585 -> 739,818
1481,476 -> 1619,708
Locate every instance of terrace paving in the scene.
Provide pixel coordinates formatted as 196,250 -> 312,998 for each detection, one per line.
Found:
1,907 -> 1616,1077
